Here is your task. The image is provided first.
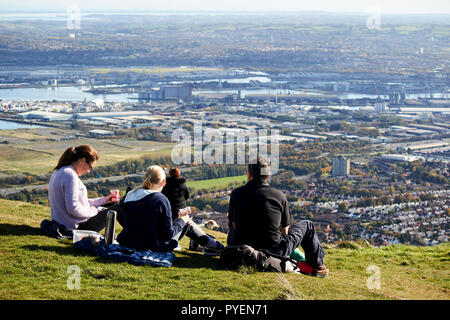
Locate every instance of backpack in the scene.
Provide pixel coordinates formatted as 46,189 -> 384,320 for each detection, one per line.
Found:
40,219 -> 73,239
219,245 -> 297,273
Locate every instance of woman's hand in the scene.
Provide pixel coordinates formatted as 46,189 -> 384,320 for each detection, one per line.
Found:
105,194 -> 119,204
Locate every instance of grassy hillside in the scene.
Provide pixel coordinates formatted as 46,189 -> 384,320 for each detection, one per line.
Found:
0,199 -> 448,300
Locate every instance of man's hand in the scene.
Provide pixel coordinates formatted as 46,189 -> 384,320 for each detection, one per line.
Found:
180,214 -> 191,224
280,225 -> 290,236
179,210 -> 191,224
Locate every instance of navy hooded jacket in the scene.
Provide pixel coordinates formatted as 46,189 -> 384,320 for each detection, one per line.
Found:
117,188 -> 185,252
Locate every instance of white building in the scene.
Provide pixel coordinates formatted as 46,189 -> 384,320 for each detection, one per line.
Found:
374,102 -> 388,113
332,157 -> 350,177
18,111 -> 72,121
381,154 -> 424,162
89,129 -> 114,137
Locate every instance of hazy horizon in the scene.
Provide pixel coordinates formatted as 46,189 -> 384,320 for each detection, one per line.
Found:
1,0 -> 450,15
1,10 -> 450,15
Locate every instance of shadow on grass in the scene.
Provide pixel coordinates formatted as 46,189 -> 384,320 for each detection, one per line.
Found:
21,244 -> 134,265
21,244 -> 93,258
172,251 -> 230,271
3,224 -> 232,270
20,243 -> 232,270
0,223 -> 42,236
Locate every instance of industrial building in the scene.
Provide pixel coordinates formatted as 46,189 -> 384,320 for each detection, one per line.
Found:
397,141 -> 449,152
138,84 -> 192,101
244,93 -> 339,104
18,111 -> 72,121
291,132 -> 326,140
89,129 -> 115,137
381,154 -> 424,162
74,111 -> 152,120
392,107 -> 450,114
374,101 -> 388,113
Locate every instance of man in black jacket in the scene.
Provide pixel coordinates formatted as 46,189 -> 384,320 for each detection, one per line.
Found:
227,157 -> 328,277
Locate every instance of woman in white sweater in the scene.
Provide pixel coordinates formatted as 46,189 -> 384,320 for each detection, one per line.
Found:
48,145 -> 122,231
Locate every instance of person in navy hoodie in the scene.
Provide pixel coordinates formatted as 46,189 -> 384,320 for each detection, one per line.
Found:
117,165 -> 191,252
117,165 -> 225,255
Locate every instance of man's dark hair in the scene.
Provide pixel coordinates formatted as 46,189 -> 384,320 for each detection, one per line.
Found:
248,156 -> 271,180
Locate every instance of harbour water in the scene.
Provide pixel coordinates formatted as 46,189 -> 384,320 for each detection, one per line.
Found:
0,85 -> 319,102
0,86 -> 134,102
0,119 -> 44,130
1,85 -> 443,102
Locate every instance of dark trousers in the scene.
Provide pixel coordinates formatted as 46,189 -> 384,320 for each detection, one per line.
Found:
77,203 -> 124,232
174,221 -> 211,246
270,220 -> 325,268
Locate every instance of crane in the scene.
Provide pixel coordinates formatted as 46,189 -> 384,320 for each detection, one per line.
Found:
373,83 -> 380,99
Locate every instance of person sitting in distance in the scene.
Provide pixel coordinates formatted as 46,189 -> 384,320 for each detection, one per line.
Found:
162,167 -> 224,255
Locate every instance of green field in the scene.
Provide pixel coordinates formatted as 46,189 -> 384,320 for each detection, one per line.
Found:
186,175 -> 247,191
0,128 -> 175,175
0,199 -> 449,300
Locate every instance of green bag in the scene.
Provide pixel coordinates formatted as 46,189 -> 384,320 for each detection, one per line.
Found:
290,247 -> 306,262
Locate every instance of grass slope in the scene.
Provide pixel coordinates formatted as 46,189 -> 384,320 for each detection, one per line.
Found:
0,199 -> 449,300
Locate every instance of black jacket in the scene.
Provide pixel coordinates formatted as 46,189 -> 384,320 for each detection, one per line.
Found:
228,179 -> 291,250
161,177 -> 190,220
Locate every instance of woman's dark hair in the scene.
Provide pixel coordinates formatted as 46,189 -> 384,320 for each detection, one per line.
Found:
169,167 -> 181,178
54,145 -> 99,170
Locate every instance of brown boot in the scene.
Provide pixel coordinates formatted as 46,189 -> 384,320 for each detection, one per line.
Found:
312,264 -> 329,278
297,261 -> 329,278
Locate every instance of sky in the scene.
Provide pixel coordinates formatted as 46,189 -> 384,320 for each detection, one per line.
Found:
1,0 -> 450,14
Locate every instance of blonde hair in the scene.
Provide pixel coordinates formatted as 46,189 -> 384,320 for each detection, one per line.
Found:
143,165 -> 166,189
